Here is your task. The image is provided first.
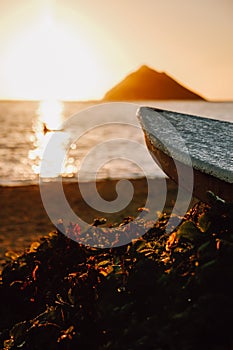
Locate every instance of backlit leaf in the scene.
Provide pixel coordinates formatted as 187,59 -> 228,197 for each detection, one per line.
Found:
176,221 -> 202,242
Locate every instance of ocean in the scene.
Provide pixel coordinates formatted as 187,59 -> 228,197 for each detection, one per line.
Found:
0,100 -> 232,186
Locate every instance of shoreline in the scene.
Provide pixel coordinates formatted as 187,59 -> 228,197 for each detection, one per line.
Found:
0,177 -> 196,266
0,175 -> 166,188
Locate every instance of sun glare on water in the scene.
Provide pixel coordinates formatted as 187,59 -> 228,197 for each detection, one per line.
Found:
28,99 -> 77,178
38,99 -> 64,130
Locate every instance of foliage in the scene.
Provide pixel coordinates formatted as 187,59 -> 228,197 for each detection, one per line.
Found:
0,192 -> 233,349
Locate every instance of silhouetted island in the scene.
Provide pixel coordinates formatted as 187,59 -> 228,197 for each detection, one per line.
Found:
104,65 -> 204,101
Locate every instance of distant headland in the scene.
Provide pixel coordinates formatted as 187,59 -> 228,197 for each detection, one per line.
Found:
103,65 -> 204,101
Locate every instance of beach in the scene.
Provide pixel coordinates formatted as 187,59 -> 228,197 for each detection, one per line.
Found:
0,177 -> 195,266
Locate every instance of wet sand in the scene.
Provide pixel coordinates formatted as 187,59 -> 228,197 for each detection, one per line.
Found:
0,177 -> 196,266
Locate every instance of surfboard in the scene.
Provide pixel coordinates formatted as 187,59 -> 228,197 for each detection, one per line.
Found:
137,107 -> 233,202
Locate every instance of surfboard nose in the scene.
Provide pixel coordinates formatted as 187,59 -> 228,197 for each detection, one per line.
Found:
137,107 -> 233,202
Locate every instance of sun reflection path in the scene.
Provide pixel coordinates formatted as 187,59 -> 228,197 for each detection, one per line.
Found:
28,100 -> 77,178
38,99 -> 64,130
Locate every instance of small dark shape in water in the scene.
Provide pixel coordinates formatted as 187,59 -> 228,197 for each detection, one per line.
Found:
43,123 -> 63,135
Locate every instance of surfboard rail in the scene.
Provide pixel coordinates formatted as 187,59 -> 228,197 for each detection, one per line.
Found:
137,107 -> 233,202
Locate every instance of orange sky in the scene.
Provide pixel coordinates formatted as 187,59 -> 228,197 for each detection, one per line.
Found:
0,0 -> 233,101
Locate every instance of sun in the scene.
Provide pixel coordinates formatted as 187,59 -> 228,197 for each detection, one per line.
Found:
4,10 -> 104,100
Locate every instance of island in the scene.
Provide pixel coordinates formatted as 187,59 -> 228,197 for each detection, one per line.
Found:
104,65 -> 204,101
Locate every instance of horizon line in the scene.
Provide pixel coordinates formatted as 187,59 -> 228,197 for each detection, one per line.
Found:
0,97 -> 233,103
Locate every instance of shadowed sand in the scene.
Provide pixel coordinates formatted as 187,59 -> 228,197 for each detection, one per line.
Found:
0,177 -> 196,266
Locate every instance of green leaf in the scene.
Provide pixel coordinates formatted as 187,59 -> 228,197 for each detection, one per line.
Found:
138,248 -> 154,256
10,321 -> 29,344
199,259 -> 217,272
198,213 -> 211,233
176,221 -> 202,242
207,191 -> 225,206
68,288 -> 75,305
197,241 -> 217,262
97,260 -> 111,267
133,240 -> 147,252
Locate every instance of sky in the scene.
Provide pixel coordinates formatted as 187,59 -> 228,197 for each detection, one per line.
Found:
0,0 -> 233,101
